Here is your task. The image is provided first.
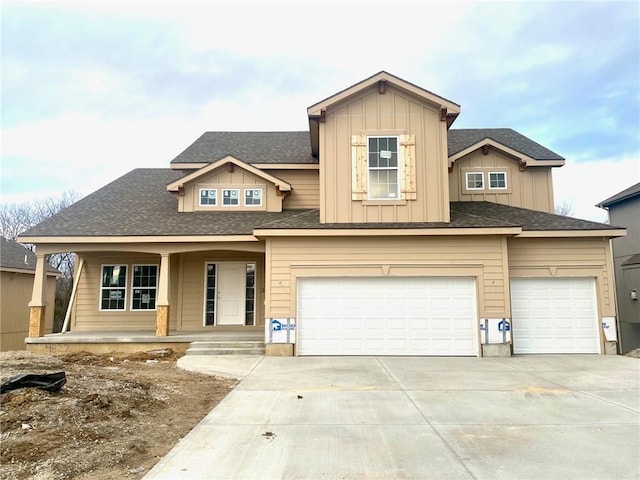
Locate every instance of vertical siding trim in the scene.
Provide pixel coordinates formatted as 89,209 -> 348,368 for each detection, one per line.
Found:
500,236 -> 511,316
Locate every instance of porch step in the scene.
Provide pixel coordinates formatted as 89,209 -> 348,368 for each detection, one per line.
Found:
185,341 -> 266,356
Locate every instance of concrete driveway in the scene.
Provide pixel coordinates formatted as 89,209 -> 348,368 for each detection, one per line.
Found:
145,355 -> 639,479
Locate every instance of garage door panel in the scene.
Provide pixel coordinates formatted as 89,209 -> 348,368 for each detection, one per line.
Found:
297,276 -> 477,356
511,278 -> 599,354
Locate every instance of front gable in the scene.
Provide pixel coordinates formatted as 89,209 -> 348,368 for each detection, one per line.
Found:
167,156 -> 292,213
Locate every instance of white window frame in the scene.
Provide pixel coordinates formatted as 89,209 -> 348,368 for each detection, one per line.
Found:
367,135 -> 400,200
222,188 -> 240,206
130,264 -> 158,311
244,188 -> 263,207
465,172 -> 485,190
488,171 -> 508,190
99,264 -> 127,311
199,188 -> 218,206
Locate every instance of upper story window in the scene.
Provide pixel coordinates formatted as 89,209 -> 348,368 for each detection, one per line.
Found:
368,136 -> 399,199
222,189 -> 240,206
199,189 -> 217,206
244,189 -> 263,206
466,172 -> 484,190
100,265 -> 127,311
488,172 -> 507,189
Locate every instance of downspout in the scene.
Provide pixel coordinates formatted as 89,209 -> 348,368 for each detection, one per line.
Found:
61,257 -> 84,333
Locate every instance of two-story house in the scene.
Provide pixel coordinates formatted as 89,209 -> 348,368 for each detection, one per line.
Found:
19,71 -> 625,357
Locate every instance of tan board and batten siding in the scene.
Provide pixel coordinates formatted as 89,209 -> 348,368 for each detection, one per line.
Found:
263,169 -> 320,209
1,272 -> 55,351
448,149 -> 555,212
265,236 -> 511,321
320,85 -> 450,223
508,237 -> 616,319
70,251 -> 265,332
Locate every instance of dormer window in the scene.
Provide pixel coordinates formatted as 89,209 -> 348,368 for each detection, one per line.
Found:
466,172 -> 484,190
199,189 -> 217,206
245,189 -> 263,206
368,136 -> 399,199
222,189 -> 240,206
489,172 -> 507,189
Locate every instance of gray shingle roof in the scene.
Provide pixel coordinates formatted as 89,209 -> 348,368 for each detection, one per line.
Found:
171,129 -> 564,166
170,132 -> 317,165
447,129 -> 565,160
0,237 -> 58,273
622,254 -> 640,266
596,182 -> 640,208
21,167 -> 616,239
20,169 -> 315,237
255,202 -> 617,232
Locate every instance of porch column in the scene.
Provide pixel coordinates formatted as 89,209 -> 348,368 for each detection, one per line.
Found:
28,252 -> 47,337
156,253 -> 170,337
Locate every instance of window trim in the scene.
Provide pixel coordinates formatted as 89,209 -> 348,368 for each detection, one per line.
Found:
222,188 -> 240,207
130,264 -> 158,311
244,188 -> 263,207
367,135 -> 401,200
199,188 -> 218,206
99,264 -> 128,311
465,172 -> 485,191
488,171 -> 508,190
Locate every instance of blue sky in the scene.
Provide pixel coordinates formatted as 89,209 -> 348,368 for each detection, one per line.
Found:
2,0 -> 639,221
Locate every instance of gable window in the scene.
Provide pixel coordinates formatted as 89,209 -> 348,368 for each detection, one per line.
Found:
488,172 -> 507,189
131,265 -> 158,310
465,172 -> 484,190
199,189 -> 217,206
368,136 -> 399,199
100,265 -> 127,310
244,189 -> 262,206
222,189 -> 239,206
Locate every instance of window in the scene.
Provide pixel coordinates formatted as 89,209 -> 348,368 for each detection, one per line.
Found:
199,189 -> 217,206
100,265 -> 127,310
222,189 -> 239,206
465,172 -> 484,190
131,265 -> 157,310
368,136 -> 399,199
489,172 -> 507,189
205,264 -> 216,325
245,263 -> 256,325
244,189 -> 262,206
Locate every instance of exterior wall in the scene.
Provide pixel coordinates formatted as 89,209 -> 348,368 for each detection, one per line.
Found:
1,271 -> 55,351
608,198 -> 640,353
449,149 -> 554,212
179,167 -> 283,212
319,84 -> 450,223
176,251 -> 265,331
71,253 -> 175,332
263,169 -> 320,209
265,235 -> 510,320
508,237 -> 616,325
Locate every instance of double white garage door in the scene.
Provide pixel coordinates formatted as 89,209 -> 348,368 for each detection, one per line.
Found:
296,276 -> 600,356
297,277 -> 478,356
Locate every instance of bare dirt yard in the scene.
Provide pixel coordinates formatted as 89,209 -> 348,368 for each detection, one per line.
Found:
0,350 -> 237,480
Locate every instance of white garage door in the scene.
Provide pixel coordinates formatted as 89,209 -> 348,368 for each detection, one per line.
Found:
297,276 -> 478,356
511,277 -> 600,354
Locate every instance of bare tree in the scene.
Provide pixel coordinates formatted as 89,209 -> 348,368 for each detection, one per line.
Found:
554,201 -> 574,217
1,190 -> 81,330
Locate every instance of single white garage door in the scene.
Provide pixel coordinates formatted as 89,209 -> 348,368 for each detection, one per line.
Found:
511,277 -> 600,354
297,276 -> 478,356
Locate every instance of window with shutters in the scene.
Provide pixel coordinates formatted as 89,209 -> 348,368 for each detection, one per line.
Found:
351,134 -> 416,201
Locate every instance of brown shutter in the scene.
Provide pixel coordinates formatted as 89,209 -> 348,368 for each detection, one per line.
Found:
351,135 -> 367,200
400,134 -> 416,200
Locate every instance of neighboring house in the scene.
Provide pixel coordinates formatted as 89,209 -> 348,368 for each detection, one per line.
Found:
0,237 -> 58,351
19,71 -> 625,357
597,183 -> 640,353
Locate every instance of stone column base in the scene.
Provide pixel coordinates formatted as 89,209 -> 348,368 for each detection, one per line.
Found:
156,305 -> 170,337
265,344 -> 294,356
482,343 -> 512,357
29,306 -> 46,337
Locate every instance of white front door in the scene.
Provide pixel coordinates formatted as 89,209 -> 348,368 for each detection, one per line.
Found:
216,263 -> 246,325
